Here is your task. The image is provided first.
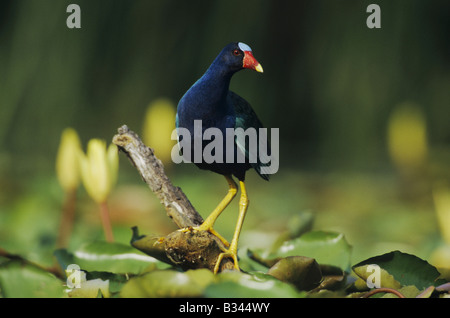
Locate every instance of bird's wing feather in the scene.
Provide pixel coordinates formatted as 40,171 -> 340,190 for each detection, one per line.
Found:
228,91 -> 270,180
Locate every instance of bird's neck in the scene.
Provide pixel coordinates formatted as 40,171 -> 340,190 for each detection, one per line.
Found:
194,66 -> 234,115
203,65 -> 233,99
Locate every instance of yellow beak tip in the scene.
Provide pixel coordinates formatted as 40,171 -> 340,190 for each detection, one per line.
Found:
255,64 -> 264,73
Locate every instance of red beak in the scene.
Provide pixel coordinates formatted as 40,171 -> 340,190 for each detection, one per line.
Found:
243,51 -> 264,73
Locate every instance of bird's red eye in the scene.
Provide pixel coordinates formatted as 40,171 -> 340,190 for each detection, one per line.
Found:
233,49 -> 240,56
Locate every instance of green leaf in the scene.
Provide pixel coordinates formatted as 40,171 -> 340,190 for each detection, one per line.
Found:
267,256 -> 322,291
86,271 -> 129,294
67,278 -> 110,298
266,231 -> 352,271
120,269 -> 215,298
204,271 -> 306,298
0,260 -> 65,298
71,241 -> 166,274
352,264 -> 402,290
269,212 -> 314,252
352,250 -> 441,290
54,248 -> 129,296
382,285 -> 420,298
54,248 -> 76,270
416,286 -> 435,298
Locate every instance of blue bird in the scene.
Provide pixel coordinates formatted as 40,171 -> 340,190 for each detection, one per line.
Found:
176,42 -> 269,273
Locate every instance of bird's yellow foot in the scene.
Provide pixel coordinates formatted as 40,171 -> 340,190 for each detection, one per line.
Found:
178,225 -> 230,247
214,248 -> 240,274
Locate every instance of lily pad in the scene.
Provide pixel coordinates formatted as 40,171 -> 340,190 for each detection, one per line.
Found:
0,260 -> 65,298
382,285 -> 420,298
86,271 -> 130,294
204,271 -> 306,298
352,250 -> 442,290
67,278 -> 110,298
267,256 -> 322,291
262,231 -> 352,271
120,268 -> 215,298
65,241 -> 165,274
352,264 -> 402,290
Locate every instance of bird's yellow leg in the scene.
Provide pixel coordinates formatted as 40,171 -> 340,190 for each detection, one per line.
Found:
214,180 -> 249,274
181,175 -> 237,247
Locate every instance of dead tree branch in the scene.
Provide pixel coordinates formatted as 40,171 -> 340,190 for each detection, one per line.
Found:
112,125 -> 234,272
112,125 -> 202,228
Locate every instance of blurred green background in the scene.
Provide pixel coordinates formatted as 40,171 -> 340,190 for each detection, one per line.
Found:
1,0 -> 449,269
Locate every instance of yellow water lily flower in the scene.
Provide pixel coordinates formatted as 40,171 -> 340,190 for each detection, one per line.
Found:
79,139 -> 119,204
433,183 -> 450,245
387,102 -> 428,170
56,128 -> 82,191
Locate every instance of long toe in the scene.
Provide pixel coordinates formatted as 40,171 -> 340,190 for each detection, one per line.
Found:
213,250 -> 240,274
208,228 -> 230,247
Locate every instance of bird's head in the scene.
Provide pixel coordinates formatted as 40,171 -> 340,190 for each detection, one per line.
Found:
218,42 -> 264,74
236,42 -> 264,73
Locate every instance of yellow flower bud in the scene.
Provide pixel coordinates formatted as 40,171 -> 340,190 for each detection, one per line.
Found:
56,128 -> 82,191
387,103 -> 428,170
142,98 -> 176,165
79,139 -> 119,203
433,183 -> 450,245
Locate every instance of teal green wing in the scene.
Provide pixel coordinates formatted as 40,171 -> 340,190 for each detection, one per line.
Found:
228,91 -> 271,181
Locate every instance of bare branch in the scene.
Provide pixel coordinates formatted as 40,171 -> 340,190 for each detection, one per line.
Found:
112,125 -> 203,228
112,125 -> 234,272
